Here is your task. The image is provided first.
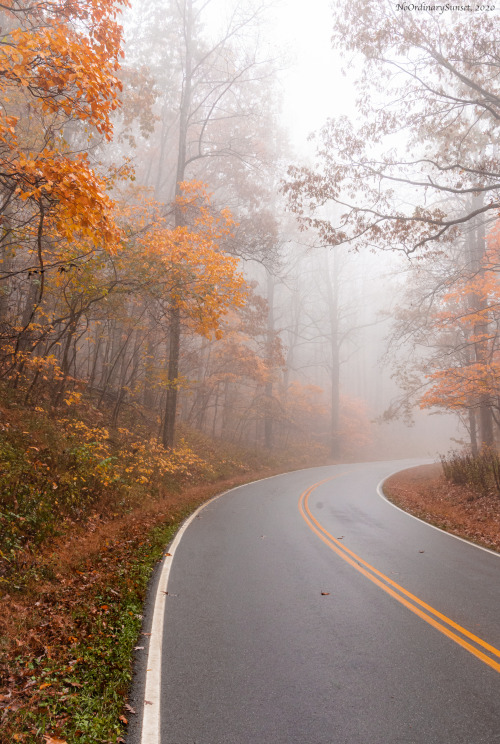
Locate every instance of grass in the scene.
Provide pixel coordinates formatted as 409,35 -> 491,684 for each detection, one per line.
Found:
1,510 -> 197,744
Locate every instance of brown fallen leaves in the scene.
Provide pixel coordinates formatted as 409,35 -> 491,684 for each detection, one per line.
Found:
0,493 -> 196,741
384,463 -> 500,553
0,468 -> 288,742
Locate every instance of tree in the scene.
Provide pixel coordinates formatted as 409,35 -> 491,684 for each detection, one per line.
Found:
384,208 -> 500,451
0,0 -> 126,250
419,217 -> 500,447
284,0 -> 500,255
0,0 -> 128,367
179,287 -> 278,443
120,0 -> 280,446
126,182 -> 248,446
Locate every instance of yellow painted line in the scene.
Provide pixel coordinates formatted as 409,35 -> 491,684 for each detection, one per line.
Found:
299,477 -> 500,674
303,483 -> 500,659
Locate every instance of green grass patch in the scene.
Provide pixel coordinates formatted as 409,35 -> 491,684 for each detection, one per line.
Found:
2,513 -> 195,744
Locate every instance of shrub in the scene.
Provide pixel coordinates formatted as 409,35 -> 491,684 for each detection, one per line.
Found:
440,448 -> 500,497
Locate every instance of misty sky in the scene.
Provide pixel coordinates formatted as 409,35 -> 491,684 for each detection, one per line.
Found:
272,0 -> 356,149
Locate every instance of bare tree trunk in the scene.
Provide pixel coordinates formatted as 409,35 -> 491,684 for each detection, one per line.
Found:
469,194 -> 494,448
212,381 -> 220,437
87,331 -> 103,393
469,408 -> 478,455
325,251 -> 341,458
264,271 -> 275,450
162,0 -> 193,449
53,312 -> 80,407
162,305 -> 181,448
97,325 -> 133,408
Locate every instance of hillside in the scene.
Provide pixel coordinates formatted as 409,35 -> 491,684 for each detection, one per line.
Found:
0,393 -> 328,744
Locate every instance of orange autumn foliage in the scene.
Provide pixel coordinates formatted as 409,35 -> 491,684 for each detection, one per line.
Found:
0,0 -> 128,257
420,221 -> 500,413
123,182 -> 248,338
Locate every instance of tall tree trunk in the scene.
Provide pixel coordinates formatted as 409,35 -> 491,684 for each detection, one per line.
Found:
162,305 -> 181,448
468,408 -> 478,456
53,312 -> 79,407
87,331 -> 103,393
325,251 -> 340,458
264,271 -> 275,450
162,0 -> 193,449
0,194 -> 13,324
469,193 -> 494,448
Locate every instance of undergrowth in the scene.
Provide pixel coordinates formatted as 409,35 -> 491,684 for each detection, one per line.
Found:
0,402 -> 242,580
0,388 -> 329,743
1,513 -> 191,744
440,448 -> 500,497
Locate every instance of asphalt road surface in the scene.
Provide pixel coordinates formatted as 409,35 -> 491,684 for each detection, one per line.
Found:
140,460 -> 500,744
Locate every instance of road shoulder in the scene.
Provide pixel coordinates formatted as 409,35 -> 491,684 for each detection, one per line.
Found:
383,463 -> 500,554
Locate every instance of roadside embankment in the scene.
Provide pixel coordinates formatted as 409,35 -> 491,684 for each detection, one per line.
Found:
383,463 -> 500,554
0,397 -> 329,744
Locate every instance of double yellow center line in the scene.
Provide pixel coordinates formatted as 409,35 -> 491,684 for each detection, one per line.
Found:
298,476 -> 500,674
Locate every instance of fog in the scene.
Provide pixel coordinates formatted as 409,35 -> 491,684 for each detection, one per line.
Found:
3,0 -> 489,460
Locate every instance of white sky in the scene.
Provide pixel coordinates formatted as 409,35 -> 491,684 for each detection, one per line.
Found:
205,0 -> 357,153
269,0 -> 357,151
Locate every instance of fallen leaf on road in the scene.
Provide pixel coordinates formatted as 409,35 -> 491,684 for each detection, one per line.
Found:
321,592 -> 330,596
125,703 -> 136,714
134,646 -> 144,650
119,714 -> 128,724
144,700 -> 153,705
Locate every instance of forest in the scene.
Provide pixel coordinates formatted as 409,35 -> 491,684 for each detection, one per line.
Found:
0,0 -> 499,742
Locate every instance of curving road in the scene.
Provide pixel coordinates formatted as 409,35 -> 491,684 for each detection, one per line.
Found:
136,460 -> 500,744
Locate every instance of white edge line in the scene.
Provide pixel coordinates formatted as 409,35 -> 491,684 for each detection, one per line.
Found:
377,467 -> 500,559
140,491 -> 218,744
141,459 -> 488,743
139,468 -> 306,744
